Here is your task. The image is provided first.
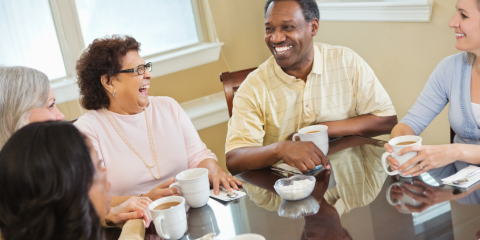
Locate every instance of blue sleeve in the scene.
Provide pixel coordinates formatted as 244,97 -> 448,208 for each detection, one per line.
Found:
400,57 -> 452,135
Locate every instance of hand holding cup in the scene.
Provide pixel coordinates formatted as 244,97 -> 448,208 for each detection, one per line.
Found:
381,135 -> 423,177
280,125 -> 331,173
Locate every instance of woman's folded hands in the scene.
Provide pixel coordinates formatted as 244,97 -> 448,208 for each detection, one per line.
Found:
105,196 -> 153,228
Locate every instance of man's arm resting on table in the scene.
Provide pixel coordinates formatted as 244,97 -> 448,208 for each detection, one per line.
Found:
320,114 -> 398,138
226,141 -> 330,175
226,143 -> 284,175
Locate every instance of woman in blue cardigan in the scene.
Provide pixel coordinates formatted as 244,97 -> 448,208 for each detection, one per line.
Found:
386,0 -> 480,176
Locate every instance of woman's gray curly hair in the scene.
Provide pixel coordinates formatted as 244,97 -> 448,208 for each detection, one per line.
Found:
0,66 -> 50,148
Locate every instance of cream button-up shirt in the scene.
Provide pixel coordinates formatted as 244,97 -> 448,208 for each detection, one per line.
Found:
226,42 -> 396,153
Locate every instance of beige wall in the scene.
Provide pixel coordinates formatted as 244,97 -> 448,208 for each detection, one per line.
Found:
316,0 -> 459,145
58,0 -> 459,169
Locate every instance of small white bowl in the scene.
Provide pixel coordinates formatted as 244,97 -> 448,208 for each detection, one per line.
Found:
274,175 -> 315,201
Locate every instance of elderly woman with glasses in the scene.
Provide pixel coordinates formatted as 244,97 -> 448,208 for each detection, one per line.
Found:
74,35 -> 241,207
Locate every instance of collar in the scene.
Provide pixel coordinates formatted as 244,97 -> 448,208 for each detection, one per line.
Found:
273,44 -> 323,85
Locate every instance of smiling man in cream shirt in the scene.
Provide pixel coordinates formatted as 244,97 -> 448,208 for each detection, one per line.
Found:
225,0 -> 397,174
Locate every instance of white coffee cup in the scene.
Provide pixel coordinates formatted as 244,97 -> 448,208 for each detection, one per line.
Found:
386,182 -> 423,214
169,168 -> 210,208
292,125 -> 329,155
149,196 -> 187,239
381,135 -> 423,177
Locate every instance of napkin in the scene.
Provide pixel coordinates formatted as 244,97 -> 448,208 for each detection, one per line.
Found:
209,189 -> 246,202
276,163 -> 322,174
441,165 -> 480,188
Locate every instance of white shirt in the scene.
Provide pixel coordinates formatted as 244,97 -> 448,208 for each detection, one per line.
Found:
471,102 -> 480,122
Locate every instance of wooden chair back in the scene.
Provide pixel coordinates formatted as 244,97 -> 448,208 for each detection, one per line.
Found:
450,127 -> 455,144
220,68 -> 256,117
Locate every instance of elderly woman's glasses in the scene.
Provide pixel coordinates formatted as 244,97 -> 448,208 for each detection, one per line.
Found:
118,62 -> 152,75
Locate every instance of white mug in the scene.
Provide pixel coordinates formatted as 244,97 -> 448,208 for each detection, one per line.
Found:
386,182 -> 423,214
169,168 -> 210,208
149,196 -> 187,239
381,135 -> 423,177
292,125 -> 329,155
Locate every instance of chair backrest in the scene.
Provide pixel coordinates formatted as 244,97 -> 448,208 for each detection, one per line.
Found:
220,68 -> 257,117
450,127 -> 455,144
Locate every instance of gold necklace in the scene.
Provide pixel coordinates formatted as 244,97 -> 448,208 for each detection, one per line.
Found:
103,108 -> 161,179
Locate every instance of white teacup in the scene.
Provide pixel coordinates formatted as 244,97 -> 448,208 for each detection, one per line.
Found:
292,125 -> 329,155
386,182 -> 423,214
381,135 -> 423,177
169,168 -> 210,208
149,196 -> 187,239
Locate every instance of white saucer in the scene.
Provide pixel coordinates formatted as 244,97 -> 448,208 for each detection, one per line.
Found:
227,233 -> 265,240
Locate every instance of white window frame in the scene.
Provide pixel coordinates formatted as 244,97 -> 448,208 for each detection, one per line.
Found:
317,0 -> 433,22
48,0 -> 223,104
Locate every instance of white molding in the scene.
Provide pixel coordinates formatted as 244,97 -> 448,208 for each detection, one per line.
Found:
52,43 -> 224,104
180,91 -> 229,131
51,78 -> 80,104
412,201 -> 451,229
317,0 -> 433,22
146,42 -> 224,79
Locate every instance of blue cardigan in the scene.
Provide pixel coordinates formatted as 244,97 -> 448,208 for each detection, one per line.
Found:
400,52 -> 480,169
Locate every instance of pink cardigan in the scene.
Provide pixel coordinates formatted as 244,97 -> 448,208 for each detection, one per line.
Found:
75,97 -> 217,196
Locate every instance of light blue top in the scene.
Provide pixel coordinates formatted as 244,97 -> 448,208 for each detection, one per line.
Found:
400,52 -> 480,169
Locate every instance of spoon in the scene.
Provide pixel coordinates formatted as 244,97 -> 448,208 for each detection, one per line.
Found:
195,232 -> 215,240
220,186 -> 238,198
452,168 -> 480,184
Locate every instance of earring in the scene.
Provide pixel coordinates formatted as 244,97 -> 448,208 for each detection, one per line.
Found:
112,89 -> 116,99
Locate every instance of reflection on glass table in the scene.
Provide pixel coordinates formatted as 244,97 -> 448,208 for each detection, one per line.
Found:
107,136 -> 480,240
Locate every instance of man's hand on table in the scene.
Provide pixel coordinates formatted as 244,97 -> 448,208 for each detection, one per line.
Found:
105,196 -> 153,227
276,141 -> 330,173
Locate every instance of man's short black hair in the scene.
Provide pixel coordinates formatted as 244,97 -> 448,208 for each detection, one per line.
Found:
264,0 -> 320,22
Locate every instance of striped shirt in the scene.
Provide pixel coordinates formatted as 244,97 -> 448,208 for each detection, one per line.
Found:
226,42 -> 396,153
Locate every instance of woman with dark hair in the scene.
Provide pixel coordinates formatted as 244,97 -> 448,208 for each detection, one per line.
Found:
0,121 -> 146,240
74,35 -> 241,207
0,66 -> 152,229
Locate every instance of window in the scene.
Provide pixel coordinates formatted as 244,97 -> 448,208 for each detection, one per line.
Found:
0,0 -> 66,79
0,0 -> 222,104
75,0 -> 199,57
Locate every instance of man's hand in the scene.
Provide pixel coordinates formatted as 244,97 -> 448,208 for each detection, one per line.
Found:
145,177 -> 179,201
277,141 -> 330,173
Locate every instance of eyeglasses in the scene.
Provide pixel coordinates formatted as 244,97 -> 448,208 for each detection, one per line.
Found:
117,62 -> 152,75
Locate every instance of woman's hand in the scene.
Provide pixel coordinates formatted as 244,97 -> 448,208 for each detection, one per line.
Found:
384,143 -> 400,171
400,180 -> 471,213
397,144 -> 459,176
198,158 -> 242,195
105,196 -> 153,227
145,177 -> 179,201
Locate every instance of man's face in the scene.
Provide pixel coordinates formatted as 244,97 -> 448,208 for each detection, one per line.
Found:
264,1 -> 318,70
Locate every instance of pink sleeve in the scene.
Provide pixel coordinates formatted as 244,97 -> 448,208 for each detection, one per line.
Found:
171,99 -> 218,169
74,118 -> 105,167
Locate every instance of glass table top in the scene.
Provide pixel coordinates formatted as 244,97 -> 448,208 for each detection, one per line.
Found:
108,136 -> 480,240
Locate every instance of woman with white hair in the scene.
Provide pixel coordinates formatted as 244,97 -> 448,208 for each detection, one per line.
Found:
0,66 -> 64,148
